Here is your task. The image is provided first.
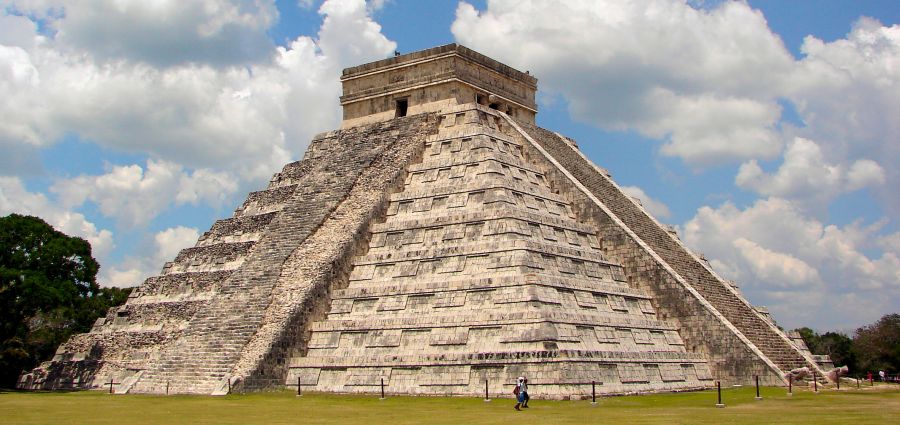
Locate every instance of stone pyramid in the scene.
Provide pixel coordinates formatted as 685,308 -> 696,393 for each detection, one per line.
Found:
288,103 -> 713,397
20,44 -> 829,397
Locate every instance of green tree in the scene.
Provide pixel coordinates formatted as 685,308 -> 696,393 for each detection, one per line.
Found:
796,327 -> 821,352
793,327 -> 857,372
0,214 -> 131,388
854,313 -> 900,375
818,331 -> 856,372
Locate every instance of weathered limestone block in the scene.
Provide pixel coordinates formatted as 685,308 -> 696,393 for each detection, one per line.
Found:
135,271 -> 231,297
169,241 -> 254,273
235,185 -> 297,216
198,213 -> 276,246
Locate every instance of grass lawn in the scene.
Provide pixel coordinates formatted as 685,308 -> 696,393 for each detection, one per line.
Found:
2,384 -> 898,424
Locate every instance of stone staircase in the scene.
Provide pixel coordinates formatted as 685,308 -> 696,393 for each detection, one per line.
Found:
514,121 -> 822,379
287,104 -> 713,397
128,266 -> 281,394
128,114 -> 439,394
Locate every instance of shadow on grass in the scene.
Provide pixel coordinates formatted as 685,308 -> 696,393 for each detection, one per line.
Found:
0,388 -> 86,394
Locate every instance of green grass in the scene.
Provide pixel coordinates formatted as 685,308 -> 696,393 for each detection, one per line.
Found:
2,385 -> 898,424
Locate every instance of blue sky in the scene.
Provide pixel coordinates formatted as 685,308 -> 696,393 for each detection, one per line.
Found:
1,0 -> 897,332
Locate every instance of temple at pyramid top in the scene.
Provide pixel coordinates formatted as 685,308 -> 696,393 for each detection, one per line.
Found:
340,43 -> 538,128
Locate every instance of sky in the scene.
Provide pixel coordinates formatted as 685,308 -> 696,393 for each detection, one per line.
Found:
0,0 -> 897,332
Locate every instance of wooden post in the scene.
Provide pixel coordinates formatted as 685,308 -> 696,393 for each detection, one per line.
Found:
857,378 -> 860,389
755,375 -> 761,400
227,378 -> 231,394
788,375 -> 792,396
380,378 -> 385,400
715,380 -> 725,408
484,379 -> 489,402
166,381 -> 169,395
813,371 -> 818,393
592,381 -> 597,404
297,377 -> 302,397
836,372 -> 840,390
106,378 -> 119,394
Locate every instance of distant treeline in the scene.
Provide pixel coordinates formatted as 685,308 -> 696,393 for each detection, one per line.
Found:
794,313 -> 899,376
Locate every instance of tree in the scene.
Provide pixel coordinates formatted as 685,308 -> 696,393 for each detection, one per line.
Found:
817,331 -> 856,372
794,327 -> 857,373
854,313 -> 900,375
0,214 -> 131,388
795,327 -> 820,352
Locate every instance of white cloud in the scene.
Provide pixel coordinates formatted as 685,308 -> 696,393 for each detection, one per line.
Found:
787,18 -> 900,214
38,0 -> 277,67
0,176 -> 114,259
681,197 -> 900,329
317,0 -> 395,67
846,160 -> 887,191
366,0 -> 389,12
0,44 -> 38,85
50,159 -> 238,228
452,4 -> 900,331
100,266 -> 146,289
736,137 -> 885,210
101,226 -> 200,287
154,226 -> 201,262
620,185 -> 671,219
789,18 -> 900,158
0,38 -> 44,173
451,2 -> 900,220
0,0 -> 395,183
1,1 -> 66,19
732,238 -> 819,287
0,31 -> 46,150
452,0 -> 793,166
175,168 -> 239,206
0,54 -> 297,179
651,92 -> 783,165
878,231 -> 900,255
1,0 -> 398,285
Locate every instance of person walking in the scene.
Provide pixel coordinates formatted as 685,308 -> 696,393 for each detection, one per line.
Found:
522,377 -> 530,408
514,376 -> 526,411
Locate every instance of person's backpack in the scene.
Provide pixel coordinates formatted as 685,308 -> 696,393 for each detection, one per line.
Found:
513,385 -> 520,395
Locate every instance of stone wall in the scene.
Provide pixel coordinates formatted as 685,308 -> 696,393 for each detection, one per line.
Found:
341,44 -> 536,107
340,44 -> 536,128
